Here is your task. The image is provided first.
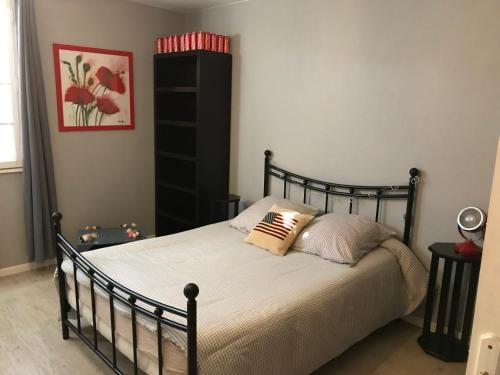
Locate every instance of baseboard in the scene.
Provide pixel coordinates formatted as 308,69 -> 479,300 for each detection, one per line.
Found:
0,258 -> 55,278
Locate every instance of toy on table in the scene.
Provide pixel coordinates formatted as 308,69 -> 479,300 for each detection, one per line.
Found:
84,225 -> 101,230
121,222 -> 137,228
126,227 -> 141,239
80,232 -> 98,243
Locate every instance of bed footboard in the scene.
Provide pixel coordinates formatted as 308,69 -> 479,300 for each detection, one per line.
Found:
52,211 -> 198,375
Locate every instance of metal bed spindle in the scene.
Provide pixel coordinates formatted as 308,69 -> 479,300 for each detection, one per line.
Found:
72,260 -> 82,333
348,188 -> 355,214
283,174 -> 288,198
375,190 -> 382,222
155,308 -> 164,375
89,269 -> 98,350
129,296 -> 138,375
108,283 -> 118,367
324,186 -> 330,213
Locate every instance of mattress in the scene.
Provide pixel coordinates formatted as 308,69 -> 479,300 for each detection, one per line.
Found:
62,221 -> 427,375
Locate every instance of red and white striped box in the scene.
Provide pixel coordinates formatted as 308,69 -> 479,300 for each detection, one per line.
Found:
210,33 -> 217,52
156,37 -> 163,53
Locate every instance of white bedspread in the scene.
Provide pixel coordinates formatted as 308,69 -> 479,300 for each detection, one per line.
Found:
62,221 -> 427,375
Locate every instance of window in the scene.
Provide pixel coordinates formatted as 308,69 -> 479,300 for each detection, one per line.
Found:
0,0 -> 21,171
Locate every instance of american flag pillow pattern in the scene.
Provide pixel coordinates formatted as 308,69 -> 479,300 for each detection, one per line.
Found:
245,204 -> 314,256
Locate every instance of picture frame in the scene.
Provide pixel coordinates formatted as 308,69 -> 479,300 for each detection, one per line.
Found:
53,43 -> 135,132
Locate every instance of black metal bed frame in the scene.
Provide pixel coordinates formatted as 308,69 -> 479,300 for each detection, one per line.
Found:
52,212 -> 199,375
53,150 -> 419,375
263,150 -> 420,245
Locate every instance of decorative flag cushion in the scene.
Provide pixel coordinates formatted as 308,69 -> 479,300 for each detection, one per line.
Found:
231,196 -> 319,233
245,204 -> 314,256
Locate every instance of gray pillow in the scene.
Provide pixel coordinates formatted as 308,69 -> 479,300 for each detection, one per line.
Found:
292,213 -> 395,265
230,196 -> 320,233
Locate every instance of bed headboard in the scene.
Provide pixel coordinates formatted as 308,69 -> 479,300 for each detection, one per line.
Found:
263,150 -> 420,246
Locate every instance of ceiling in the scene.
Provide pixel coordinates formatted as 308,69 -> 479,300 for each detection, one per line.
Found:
129,0 -> 246,12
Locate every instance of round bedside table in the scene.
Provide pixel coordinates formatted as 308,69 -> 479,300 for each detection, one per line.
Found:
417,242 -> 482,362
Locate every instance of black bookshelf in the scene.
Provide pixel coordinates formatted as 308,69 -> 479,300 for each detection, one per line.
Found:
154,51 -> 232,236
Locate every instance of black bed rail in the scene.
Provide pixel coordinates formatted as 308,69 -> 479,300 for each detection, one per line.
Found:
263,150 -> 420,246
52,212 -> 199,375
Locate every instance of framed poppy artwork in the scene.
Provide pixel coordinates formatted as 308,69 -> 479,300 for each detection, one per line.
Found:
53,44 -> 134,131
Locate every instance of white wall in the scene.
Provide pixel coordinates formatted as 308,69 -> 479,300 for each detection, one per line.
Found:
466,139 -> 500,374
3,0 -> 499,271
36,0 -> 184,240
0,0 -> 184,269
0,173 -> 28,268
188,0 -> 500,264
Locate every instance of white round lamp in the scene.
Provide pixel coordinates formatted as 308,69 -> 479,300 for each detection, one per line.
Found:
455,206 -> 486,255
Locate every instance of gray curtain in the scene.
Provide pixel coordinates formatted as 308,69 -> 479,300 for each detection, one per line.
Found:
16,0 -> 57,263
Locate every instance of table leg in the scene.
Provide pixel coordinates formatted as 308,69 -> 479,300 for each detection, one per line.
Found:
447,262 -> 464,339
436,260 -> 452,335
460,263 -> 480,345
422,254 -> 439,339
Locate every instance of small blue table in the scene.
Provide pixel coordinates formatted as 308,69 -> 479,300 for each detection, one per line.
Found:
76,227 -> 146,253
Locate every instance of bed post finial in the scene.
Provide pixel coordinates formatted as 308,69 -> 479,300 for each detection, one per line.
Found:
185,283 -> 199,375
403,168 -> 420,246
184,283 -> 200,300
264,150 -> 272,197
51,211 -> 62,231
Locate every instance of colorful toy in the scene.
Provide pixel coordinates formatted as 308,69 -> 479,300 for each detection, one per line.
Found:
80,233 -> 98,243
121,222 -> 137,228
84,225 -> 100,230
126,228 -> 141,239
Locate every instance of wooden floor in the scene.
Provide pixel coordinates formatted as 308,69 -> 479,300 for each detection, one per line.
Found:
0,267 -> 466,375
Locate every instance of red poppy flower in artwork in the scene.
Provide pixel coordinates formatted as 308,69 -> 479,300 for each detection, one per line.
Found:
64,86 -> 95,105
96,96 -> 120,115
95,66 -> 126,94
